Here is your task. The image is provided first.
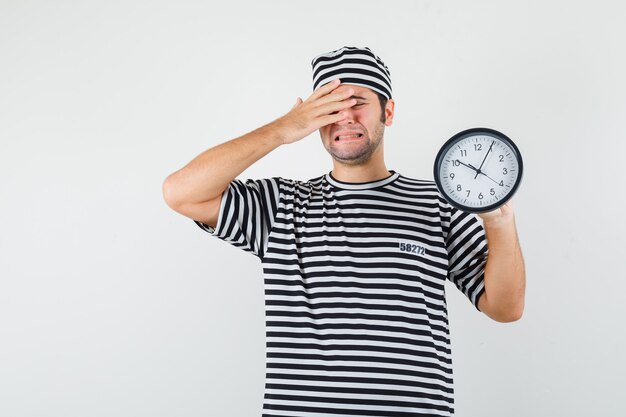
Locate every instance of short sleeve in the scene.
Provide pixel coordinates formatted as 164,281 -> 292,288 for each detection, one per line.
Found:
194,177 -> 283,259
441,204 -> 489,311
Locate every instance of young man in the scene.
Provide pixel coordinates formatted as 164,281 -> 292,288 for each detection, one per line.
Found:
163,46 -> 525,416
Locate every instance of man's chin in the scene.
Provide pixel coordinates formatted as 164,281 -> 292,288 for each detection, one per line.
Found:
328,148 -> 373,165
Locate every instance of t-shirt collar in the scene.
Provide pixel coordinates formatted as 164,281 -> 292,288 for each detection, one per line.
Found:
325,169 -> 399,190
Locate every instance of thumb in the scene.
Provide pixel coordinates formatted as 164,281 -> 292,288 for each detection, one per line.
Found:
291,97 -> 302,110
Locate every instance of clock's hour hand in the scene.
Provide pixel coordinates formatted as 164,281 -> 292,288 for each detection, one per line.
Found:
456,159 -> 480,175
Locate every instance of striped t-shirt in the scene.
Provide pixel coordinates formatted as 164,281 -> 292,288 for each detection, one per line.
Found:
194,169 -> 488,417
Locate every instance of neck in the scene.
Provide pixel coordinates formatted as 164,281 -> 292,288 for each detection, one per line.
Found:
330,159 -> 390,183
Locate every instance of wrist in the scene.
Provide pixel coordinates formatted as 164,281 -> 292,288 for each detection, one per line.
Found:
257,120 -> 288,147
481,212 -> 515,230
269,118 -> 301,146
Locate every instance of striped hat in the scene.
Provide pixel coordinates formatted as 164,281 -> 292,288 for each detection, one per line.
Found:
311,46 -> 392,99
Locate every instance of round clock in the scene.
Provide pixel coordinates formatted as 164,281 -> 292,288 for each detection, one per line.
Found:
433,127 -> 523,213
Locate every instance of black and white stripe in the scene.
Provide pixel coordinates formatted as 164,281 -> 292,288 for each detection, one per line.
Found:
311,46 -> 393,100
195,170 -> 488,416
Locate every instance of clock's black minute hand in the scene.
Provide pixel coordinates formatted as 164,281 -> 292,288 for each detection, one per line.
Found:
468,163 -> 500,185
456,159 -> 500,185
475,140 -> 495,180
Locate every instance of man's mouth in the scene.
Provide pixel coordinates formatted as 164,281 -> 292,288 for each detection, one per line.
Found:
334,133 -> 364,141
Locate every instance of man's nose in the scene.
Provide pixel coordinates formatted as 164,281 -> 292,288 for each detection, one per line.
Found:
336,110 -> 355,125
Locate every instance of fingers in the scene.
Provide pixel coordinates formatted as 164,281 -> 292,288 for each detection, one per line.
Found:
293,78 -> 358,131
307,78 -> 341,101
319,110 -> 352,126
317,97 -> 357,118
315,86 -> 355,108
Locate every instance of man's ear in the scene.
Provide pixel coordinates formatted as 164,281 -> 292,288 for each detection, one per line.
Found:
384,99 -> 395,126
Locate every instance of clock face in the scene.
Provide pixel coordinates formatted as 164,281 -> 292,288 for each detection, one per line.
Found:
434,128 -> 523,213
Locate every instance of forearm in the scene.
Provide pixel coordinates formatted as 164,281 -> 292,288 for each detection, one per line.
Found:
163,78 -> 352,207
163,120 -> 286,206
481,216 -> 526,321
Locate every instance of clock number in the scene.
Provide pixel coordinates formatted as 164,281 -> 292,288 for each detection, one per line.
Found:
490,188 -> 495,195
452,160 -> 460,166
503,168 -> 508,175
466,190 -> 471,197
450,173 -> 455,180
499,155 -> 504,162
457,184 -> 462,191
478,192 -> 483,200
474,144 -> 482,151
460,150 -> 467,157
499,180 -> 504,186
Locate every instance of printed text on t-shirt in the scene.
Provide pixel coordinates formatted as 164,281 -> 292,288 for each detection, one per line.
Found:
398,241 -> 426,256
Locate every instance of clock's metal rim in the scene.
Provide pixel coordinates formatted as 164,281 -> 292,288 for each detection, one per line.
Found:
433,127 -> 524,213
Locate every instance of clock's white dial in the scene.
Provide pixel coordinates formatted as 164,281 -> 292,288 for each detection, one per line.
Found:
438,133 -> 521,211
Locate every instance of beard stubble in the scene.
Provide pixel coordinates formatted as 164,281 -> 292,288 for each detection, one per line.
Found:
326,122 -> 385,166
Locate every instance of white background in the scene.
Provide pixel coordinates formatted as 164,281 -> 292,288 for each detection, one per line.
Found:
1,1 -> 625,416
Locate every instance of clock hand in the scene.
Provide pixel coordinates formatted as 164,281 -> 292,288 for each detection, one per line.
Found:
480,170 -> 501,186
474,140 -> 495,180
467,163 -> 485,178
468,163 -> 500,185
466,161 -> 500,185
457,160 -> 500,185
456,159 -> 480,175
